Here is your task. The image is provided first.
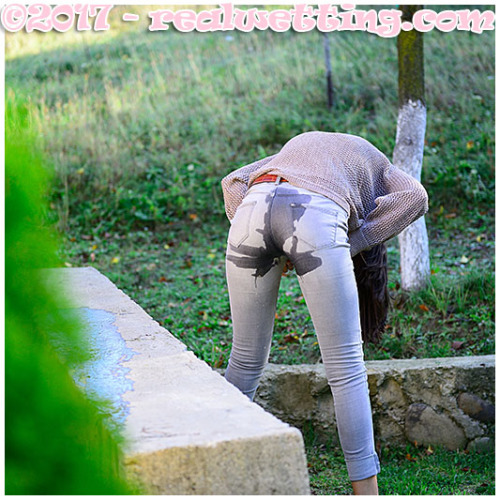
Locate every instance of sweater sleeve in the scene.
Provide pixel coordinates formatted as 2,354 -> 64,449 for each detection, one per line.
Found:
221,154 -> 277,220
349,164 -> 429,256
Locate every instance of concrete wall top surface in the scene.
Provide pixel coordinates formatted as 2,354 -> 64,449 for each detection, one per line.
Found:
44,267 -> 310,494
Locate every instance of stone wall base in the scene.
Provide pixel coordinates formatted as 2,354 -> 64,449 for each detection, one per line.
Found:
254,356 -> 495,452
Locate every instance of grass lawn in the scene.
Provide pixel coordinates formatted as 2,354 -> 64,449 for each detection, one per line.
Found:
307,442 -> 495,495
59,211 -> 494,367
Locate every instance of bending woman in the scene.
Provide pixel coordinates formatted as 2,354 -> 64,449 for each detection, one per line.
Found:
221,131 -> 428,495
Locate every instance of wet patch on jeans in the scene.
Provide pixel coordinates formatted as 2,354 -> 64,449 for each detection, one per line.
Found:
279,195 -> 323,276
227,242 -> 281,279
227,189 -> 323,278
287,235 -> 322,276
227,193 -> 282,279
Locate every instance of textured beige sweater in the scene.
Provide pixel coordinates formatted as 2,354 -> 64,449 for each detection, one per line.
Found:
221,131 -> 428,256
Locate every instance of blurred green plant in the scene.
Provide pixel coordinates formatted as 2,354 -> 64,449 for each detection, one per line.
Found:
5,95 -> 135,494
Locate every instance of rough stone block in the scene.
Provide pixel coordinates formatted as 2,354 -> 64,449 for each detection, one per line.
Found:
126,430 -> 308,495
255,364 -> 337,444
466,437 -> 495,454
457,393 -> 495,423
405,403 -> 467,450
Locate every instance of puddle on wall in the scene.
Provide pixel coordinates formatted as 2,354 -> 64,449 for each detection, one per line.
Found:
53,307 -> 137,430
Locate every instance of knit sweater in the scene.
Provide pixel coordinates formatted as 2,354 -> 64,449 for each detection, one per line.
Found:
221,131 -> 429,256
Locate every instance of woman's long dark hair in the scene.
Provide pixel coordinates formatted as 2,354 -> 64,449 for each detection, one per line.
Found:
352,244 -> 390,344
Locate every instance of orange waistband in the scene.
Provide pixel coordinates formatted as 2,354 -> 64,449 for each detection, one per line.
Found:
251,174 -> 288,185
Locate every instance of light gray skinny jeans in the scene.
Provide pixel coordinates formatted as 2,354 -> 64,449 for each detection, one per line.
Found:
224,181 -> 380,481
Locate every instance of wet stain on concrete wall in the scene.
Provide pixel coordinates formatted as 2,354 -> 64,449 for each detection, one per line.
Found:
53,308 -> 137,430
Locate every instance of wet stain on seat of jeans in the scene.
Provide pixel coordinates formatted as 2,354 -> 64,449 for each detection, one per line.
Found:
227,189 -> 323,278
227,193 -> 281,279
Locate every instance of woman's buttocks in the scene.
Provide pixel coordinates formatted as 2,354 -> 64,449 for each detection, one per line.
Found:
227,181 -> 350,277
242,182 -> 349,250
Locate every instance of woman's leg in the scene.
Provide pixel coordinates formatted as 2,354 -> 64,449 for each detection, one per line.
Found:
223,183 -> 285,400
224,255 -> 283,400
297,247 -> 379,485
352,475 -> 379,495
286,194 -> 379,490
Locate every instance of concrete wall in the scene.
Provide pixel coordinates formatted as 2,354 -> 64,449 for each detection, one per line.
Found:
254,356 -> 495,453
46,268 -> 310,495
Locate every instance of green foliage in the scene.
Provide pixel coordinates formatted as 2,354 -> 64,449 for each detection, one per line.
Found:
307,442 -> 495,495
364,266 -> 495,361
5,96 -> 134,494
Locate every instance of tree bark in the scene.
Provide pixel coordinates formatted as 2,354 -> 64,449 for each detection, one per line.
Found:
393,5 -> 430,291
323,33 -> 334,109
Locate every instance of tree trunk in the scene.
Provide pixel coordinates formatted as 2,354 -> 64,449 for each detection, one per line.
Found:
393,5 -> 430,291
323,33 -> 334,109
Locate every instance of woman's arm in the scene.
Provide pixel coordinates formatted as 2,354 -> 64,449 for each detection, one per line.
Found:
349,164 -> 429,256
221,154 -> 277,220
